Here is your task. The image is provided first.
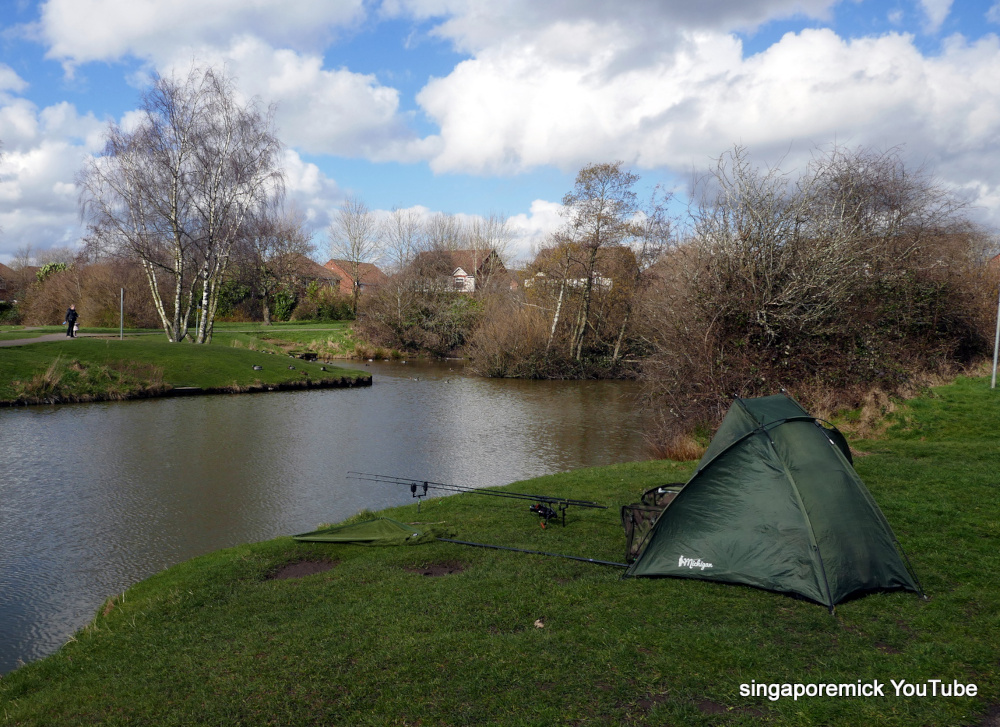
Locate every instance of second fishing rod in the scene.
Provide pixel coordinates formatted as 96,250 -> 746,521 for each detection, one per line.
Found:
346,471 -> 607,527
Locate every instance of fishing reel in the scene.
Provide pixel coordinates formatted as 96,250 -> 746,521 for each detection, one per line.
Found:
346,472 -> 607,525
529,502 -> 560,528
409,481 -> 430,511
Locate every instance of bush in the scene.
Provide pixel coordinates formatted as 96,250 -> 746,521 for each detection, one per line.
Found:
271,290 -> 296,321
0,302 -> 20,324
215,281 -> 254,321
640,144 -> 995,452
356,279 -> 485,357
20,260 -> 161,329
466,294 -> 565,378
290,283 -> 354,321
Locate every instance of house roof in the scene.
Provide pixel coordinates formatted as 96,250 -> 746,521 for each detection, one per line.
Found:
0,261 -> 13,281
411,249 -> 507,277
286,254 -> 341,283
324,259 -> 389,285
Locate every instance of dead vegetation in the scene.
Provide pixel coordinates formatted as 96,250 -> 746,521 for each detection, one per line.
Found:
11,357 -> 169,405
640,144 -> 996,453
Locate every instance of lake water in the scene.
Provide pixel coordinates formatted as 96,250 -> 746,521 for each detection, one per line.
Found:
0,360 -> 649,674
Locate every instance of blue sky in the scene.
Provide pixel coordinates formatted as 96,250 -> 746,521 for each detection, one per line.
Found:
1,0 -> 1000,265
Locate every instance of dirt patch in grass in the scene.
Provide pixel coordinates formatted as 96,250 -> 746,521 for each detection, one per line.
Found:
268,560 -> 338,580
876,642 -> 904,655
697,699 -> 768,719
980,704 -> 1000,727
404,561 -> 465,576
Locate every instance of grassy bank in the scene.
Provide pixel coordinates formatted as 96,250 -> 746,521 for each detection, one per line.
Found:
1,376 -> 998,724
0,322 -> 368,405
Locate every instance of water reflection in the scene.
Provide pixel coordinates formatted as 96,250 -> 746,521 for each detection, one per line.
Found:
0,360 -> 648,673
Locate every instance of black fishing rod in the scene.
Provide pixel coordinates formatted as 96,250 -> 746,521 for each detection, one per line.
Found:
437,538 -> 627,568
346,472 -> 606,527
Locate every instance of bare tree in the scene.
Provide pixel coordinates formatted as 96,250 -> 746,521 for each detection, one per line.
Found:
329,195 -> 381,315
10,245 -> 34,270
468,211 -> 513,289
610,188 -> 674,367
242,204 -> 315,325
381,207 -> 425,274
79,65 -> 284,343
424,212 -> 467,251
641,143 -> 991,452
35,247 -> 79,266
559,161 -> 640,361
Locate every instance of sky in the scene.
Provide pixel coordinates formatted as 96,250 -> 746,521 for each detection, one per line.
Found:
1,0 -> 1000,266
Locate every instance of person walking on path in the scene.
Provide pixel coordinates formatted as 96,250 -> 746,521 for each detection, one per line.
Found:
64,304 -> 79,338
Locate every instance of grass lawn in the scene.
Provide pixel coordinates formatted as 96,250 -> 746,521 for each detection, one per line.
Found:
0,323 -> 367,405
209,320 -> 358,357
0,376 -> 997,725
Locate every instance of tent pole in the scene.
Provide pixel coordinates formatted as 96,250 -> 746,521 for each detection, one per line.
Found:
754,422 -> 838,611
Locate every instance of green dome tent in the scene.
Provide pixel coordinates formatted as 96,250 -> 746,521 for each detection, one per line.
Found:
625,394 -> 922,610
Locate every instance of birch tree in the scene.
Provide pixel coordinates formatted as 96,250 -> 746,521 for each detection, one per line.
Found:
79,65 -> 284,343
560,162 -> 640,361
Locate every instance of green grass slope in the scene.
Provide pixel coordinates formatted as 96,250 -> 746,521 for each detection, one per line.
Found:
1,378 -> 997,725
0,334 -> 367,404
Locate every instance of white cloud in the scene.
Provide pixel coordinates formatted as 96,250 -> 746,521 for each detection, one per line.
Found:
919,0 -> 953,33
388,0 -> 839,54
506,199 -> 565,262
0,97 -> 105,261
416,26 -> 748,174
281,148 -> 343,234
38,0 -> 366,69
115,35 -> 434,163
410,15 -> 1000,225
11,0 -> 1000,261
32,0 -> 438,184
0,65 -> 28,95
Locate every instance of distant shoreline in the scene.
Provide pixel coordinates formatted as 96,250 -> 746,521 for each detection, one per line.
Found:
0,372 -> 372,408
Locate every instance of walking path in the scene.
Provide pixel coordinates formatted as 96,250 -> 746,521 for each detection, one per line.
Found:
0,331 -> 106,347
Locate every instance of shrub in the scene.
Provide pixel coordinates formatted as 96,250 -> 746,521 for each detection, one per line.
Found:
271,290 -> 296,321
291,284 -> 353,321
0,302 -> 20,324
356,279 -> 485,357
20,260 -> 161,328
640,144 -> 995,452
11,356 -> 167,404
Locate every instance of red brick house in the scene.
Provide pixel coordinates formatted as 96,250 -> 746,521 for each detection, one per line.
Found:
323,259 -> 389,297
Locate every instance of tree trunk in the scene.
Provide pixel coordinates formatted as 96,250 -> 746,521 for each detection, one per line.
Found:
611,303 -> 631,368
571,248 -> 599,361
546,278 -> 567,355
